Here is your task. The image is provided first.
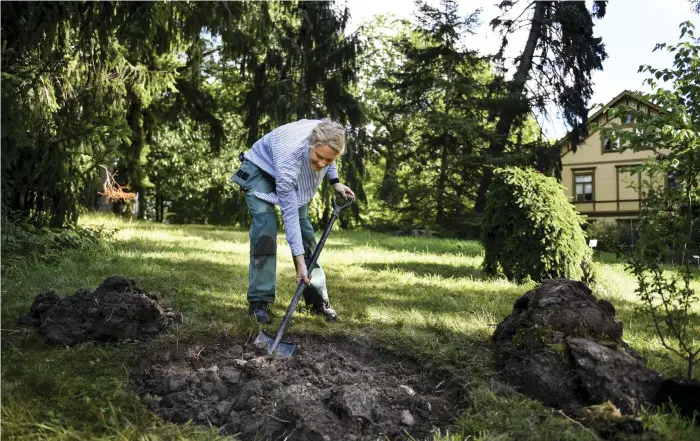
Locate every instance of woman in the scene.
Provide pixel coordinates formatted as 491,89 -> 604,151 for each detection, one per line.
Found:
231,118 -> 355,324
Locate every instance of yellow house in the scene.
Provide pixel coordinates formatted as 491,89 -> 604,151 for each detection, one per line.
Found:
558,90 -> 668,226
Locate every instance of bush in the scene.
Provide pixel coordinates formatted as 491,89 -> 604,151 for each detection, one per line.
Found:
1,213 -> 116,270
585,221 -> 636,253
481,167 -> 594,283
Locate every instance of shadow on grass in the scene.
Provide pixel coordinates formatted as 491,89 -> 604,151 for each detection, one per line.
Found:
107,233 -> 507,360
334,281 -> 522,323
113,219 -> 240,232
120,220 -> 484,258
358,261 -> 488,280
320,231 -> 484,257
111,230 -> 502,324
160,227 -> 250,244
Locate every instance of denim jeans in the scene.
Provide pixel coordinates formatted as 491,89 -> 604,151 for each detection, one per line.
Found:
232,159 -> 329,306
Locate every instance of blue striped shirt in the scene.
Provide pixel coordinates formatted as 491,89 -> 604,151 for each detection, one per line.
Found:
243,119 -> 339,257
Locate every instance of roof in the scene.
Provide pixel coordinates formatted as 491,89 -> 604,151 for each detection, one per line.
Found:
556,89 -> 664,149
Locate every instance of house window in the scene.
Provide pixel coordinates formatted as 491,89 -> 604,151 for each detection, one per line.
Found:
574,173 -> 594,202
625,114 -> 633,123
603,136 -> 620,152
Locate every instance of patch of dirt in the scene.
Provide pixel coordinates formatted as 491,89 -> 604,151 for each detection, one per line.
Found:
17,276 -> 182,346
134,335 -> 462,441
493,278 -> 663,416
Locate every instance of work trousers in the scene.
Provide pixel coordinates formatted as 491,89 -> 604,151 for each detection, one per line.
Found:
233,159 -> 329,305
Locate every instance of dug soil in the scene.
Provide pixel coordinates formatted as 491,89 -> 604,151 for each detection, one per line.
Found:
17,276 -> 182,346
134,334 -> 463,441
493,278 -> 663,417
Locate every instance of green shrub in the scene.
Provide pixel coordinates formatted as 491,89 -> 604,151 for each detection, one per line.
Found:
1,213 -> 116,270
585,220 -> 636,253
481,167 -> 594,283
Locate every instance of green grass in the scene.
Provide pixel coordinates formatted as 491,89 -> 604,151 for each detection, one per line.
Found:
2,213 -> 699,440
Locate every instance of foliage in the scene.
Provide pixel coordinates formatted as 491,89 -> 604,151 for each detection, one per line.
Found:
603,21 -> 700,380
1,1 -> 228,226
474,0 -> 608,212
629,240 -> 699,380
145,123 -> 244,225
481,167 -> 594,283
1,1 -> 363,228
1,211 -> 115,271
2,0 -> 608,236
358,2 -> 519,236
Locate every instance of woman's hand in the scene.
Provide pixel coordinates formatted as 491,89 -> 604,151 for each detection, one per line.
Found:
332,183 -> 355,199
294,255 -> 311,286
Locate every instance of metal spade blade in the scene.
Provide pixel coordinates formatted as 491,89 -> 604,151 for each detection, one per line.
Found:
254,330 -> 296,358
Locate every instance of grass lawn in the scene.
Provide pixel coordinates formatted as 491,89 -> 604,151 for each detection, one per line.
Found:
2,213 -> 699,440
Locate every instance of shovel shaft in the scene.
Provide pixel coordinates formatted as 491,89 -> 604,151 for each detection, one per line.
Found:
268,198 -> 351,354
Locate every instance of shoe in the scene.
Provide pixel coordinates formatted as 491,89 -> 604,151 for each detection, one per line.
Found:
248,301 -> 271,324
310,300 -> 338,321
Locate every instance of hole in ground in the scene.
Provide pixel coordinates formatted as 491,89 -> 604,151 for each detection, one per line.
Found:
133,334 -> 464,440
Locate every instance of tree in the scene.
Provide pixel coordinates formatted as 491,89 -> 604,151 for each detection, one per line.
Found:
473,0 -> 608,213
146,121 -> 242,225
364,0 -> 494,234
231,1 -> 365,227
1,1 -> 235,226
3,2 -> 129,227
604,21 -> 700,380
1,1 -> 363,228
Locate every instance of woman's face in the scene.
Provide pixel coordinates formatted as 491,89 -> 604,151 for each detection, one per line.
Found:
310,144 -> 340,171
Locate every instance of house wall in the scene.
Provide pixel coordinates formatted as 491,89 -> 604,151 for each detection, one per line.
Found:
559,99 -> 663,224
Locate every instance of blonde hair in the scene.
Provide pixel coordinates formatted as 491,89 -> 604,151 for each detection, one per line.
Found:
308,118 -> 346,154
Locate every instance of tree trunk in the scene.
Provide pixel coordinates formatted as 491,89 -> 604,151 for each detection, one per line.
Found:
121,93 -> 149,220
435,134 -> 450,226
155,182 -> 161,222
436,70 -> 452,226
13,190 -> 22,214
23,190 -> 33,218
50,194 -> 66,228
379,141 -> 398,204
474,1 -> 547,213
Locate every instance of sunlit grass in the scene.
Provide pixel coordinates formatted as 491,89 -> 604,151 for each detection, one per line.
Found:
2,212 -> 698,441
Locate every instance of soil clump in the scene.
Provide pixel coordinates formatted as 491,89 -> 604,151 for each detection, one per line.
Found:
18,276 -> 181,346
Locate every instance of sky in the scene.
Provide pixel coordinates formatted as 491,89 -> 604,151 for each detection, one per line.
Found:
344,0 -> 697,141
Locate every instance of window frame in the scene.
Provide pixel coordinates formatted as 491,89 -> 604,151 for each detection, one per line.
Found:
601,134 -> 621,154
572,168 -> 596,203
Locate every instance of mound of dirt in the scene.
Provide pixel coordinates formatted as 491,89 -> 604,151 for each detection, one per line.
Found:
134,335 -> 462,441
493,278 -> 663,415
17,276 -> 182,346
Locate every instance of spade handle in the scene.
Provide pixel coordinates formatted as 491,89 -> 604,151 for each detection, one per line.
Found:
268,196 -> 354,354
